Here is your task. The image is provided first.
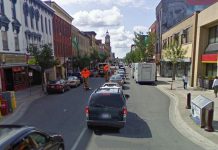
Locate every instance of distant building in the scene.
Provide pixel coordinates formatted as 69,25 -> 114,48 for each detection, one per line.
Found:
45,1 -> 73,79
0,0 -> 54,91
156,0 -> 208,69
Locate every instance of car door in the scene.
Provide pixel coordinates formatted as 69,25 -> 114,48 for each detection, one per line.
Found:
28,132 -> 58,150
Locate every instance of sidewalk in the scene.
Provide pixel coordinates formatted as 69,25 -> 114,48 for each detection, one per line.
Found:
1,85 -> 46,124
156,76 -> 218,150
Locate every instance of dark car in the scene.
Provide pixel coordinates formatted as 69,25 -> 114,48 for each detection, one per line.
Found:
86,88 -> 127,130
0,125 -> 64,150
69,72 -> 83,83
47,79 -> 70,94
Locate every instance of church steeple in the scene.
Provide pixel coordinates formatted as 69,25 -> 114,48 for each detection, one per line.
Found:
105,30 -> 110,45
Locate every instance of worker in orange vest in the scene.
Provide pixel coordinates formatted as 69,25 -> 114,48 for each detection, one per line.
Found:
81,67 -> 91,90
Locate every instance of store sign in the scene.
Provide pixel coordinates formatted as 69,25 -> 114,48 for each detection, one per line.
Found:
12,67 -> 22,72
187,0 -> 218,5
28,72 -> 33,77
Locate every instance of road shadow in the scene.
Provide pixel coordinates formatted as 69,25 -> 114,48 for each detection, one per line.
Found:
93,112 -> 152,138
123,85 -> 130,90
156,81 -> 170,85
125,81 -> 130,84
138,82 -> 156,86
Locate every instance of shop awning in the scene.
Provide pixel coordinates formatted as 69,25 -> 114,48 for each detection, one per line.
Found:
201,53 -> 218,63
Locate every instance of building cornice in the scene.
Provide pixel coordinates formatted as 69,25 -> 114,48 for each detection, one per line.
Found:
44,1 -> 73,22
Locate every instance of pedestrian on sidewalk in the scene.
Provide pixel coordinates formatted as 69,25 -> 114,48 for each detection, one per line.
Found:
182,74 -> 188,89
212,76 -> 218,98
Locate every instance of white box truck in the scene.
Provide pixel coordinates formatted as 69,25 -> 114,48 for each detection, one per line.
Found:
134,62 -> 156,84
131,63 -> 135,78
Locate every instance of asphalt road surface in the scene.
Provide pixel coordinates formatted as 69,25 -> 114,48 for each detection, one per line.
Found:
15,75 -> 204,150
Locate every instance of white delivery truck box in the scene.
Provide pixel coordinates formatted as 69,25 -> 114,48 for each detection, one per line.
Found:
134,63 -> 156,84
131,63 -> 135,78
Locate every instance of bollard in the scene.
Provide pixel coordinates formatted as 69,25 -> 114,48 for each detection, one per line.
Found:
204,109 -> 214,132
186,93 -> 191,109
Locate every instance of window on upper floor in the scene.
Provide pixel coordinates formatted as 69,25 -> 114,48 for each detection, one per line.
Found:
48,19 -> 51,35
11,2 -> 16,19
25,16 -> 28,27
0,0 -> 4,16
2,31 -> 8,50
41,15 -> 44,32
45,17 -> 48,34
181,29 -> 188,44
36,19 -> 39,31
209,26 -> 218,44
14,33 -> 19,51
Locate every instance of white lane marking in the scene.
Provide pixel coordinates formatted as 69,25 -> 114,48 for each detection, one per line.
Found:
71,127 -> 87,150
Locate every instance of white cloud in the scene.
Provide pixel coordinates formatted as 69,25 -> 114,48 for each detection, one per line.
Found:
52,0 -> 146,8
95,26 -> 134,58
73,7 -> 123,27
133,26 -> 149,34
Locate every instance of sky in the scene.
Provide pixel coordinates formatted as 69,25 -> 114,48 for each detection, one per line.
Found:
50,0 -> 160,58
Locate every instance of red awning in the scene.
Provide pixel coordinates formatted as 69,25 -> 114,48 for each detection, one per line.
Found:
201,54 -> 218,63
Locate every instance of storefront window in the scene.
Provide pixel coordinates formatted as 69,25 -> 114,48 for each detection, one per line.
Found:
206,63 -> 217,77
209,26 -> 216,44
216,27 -> 218,43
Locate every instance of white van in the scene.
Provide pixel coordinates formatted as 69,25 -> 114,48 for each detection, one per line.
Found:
134,62 -> 156,84
131,63 -> 135,78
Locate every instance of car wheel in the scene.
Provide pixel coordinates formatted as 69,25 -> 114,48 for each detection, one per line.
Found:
58,145 -> 64,150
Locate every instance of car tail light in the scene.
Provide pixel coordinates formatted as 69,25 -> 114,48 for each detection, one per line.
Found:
56,85 -> 62,89
122,107 -> 127,118
85,106 -> 89,117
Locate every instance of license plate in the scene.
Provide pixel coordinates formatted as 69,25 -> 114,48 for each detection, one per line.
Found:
101,113 -> 111,119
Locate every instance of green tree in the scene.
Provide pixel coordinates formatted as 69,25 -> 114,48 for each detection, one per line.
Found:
99,52 -> 109,62
133,32 -> 146,60
163,41 -> 187,81
29,44 -> 56,91
90,47 -> 100,62
78,54 -> 91,69
146,31 -> 156,59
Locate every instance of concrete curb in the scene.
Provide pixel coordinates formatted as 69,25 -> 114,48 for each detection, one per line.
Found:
0,93 -> 46,124
156,85 -> 218,150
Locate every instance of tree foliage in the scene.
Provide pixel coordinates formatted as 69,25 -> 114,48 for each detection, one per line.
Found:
125,31 -> 156,63
29,44 -> 56,72
163,41 -> 187,64
163,41 -> 187,80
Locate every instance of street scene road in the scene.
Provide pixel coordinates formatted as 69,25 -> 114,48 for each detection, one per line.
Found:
14,71 -> 203,150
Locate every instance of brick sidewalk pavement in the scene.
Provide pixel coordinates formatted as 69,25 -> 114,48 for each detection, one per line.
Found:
1,85 -> 46,124
156,76 -> 218,149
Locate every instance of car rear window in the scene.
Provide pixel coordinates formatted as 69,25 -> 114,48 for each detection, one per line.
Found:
49,80 -> 60,84
89,94 -> 125,108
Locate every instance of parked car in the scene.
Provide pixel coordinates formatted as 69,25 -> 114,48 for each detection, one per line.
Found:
0,125 -> 64,150
102,82 -> 121,88
69,72 -> 83,83
109,75 -> 124,87
86,87 -> 127,130
67,76 -> 80,87
47,79 -> 70,94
